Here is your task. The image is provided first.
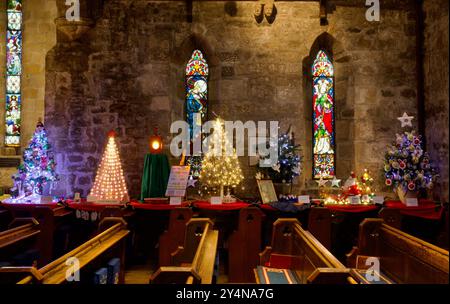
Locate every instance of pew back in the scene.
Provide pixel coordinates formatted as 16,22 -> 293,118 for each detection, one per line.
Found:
259,218 -> 346,284
159,207 -> 193,266
347,218 -> 449,284
150,218 -> 219,284
228,207 -> 264,283
0,219 -> 40,250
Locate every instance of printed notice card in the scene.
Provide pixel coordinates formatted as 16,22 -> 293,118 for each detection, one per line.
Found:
165,166 -> 191,198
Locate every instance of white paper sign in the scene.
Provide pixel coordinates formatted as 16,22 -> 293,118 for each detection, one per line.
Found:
39,196 -> 53,204
350,196 -> 361,205
373,196 -> 384,205
210,196 -> 223,205
406,198 -> 418,207
165,166 -> 191,197
298,195 -> 310,204
169,196 -> 182,205
86,195 -> 98,203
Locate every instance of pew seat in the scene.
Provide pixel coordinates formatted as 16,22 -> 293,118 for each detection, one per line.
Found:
256,218 -> 349,284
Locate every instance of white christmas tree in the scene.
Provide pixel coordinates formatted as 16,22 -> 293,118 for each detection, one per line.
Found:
89,131 -> 128,202
199,118 -> 244,198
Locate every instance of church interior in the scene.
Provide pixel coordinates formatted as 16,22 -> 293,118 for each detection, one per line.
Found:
0,0 -> 448,286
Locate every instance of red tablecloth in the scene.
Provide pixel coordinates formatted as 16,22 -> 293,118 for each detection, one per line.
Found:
130,201 -> 189,210
0,201 -> 61,209
67,202 -> 126,212
384,199 -> 443,220
258,204 -> 277,211
193,201 -> 251,210
324,204 -> 380,213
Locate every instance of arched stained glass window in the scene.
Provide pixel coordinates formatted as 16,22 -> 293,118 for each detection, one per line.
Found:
312,50 -> 335,179
5,0 -> 23,147
185,50 -> 208,177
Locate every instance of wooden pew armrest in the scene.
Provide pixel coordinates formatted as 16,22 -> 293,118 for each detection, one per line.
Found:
259,246 -> 273,266
346,246 -> 359,268
0,266 -> 43,283
171,246 -> 187,265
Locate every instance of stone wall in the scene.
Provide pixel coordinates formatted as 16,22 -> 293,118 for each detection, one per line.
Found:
423,0 -> 449,203
0,0 -> 57,154
45,0 -> 418,199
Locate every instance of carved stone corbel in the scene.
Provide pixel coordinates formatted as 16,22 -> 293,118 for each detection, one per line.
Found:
55,17 -> 94,42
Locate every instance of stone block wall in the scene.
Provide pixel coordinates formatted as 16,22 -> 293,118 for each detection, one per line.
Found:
423,0 -> 449,203
44,0 -> 419,198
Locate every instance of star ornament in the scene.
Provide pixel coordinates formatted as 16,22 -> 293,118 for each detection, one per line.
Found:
397,112 -> 414,128
331,176 -> 341,188
187,178 -> 197,188
316,177 -> 328,188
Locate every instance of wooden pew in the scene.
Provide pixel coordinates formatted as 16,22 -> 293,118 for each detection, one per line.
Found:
346,218 -> 449,284
378,207 -> 402,229
228,207 -> 264,283
0,218 -> 42,268
257,218 -> 348,284
307,207 -> 332,250
0,218 -> 40,252
158,207 -> 193,266
0,217 -> 130,284
150,218 -> 219,284
0,207 -> 12,231
0,205 -> 73,266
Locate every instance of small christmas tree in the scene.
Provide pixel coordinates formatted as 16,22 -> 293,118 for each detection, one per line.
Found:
12,120 -> 58,198
89,131 -> 129,202
384,131 -> 438,199
199,118 -> 244,198
258,126 -> 301,183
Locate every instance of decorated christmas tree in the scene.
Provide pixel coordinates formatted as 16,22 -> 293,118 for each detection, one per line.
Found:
12,120 -> 58,198
258,126 -> 301,183
199,118 -> 244,198
384,130 -> 438,200
89,131 -> 129,202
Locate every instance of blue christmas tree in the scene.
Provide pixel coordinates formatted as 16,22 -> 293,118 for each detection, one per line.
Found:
259,126 -> 302,183
12,121 -> 58,197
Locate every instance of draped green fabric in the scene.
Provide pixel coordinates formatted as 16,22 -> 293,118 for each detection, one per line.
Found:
140,154 -> 170,201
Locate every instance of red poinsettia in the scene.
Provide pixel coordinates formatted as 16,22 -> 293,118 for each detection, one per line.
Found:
385,178 -> 392,186
407,181 -> 416,191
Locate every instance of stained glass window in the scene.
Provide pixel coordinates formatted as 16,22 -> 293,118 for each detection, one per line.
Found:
185,50 -> 209,177
312,50 -> 335,179
5,0 -> 23,147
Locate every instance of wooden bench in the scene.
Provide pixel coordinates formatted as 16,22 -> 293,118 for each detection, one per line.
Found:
0,207 -> 12,231
0,205 -> 73,266
228,207 -> 264,283
150,218 -> 219,284
0,218 -> 41,252
257,218 -> 348,284
307,207 -> 332,250
0,217 -> 130,284
158,207 -> 193,267
346,218 -> 449,284
0,218 -> 43,269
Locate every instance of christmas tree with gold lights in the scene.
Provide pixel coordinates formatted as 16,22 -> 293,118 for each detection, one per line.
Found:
89,131 -> 129,203
199,118 -> 244,198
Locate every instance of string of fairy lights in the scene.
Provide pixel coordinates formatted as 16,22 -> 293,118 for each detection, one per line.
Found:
89,133 -> 128,201
199,118 -> 244,197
